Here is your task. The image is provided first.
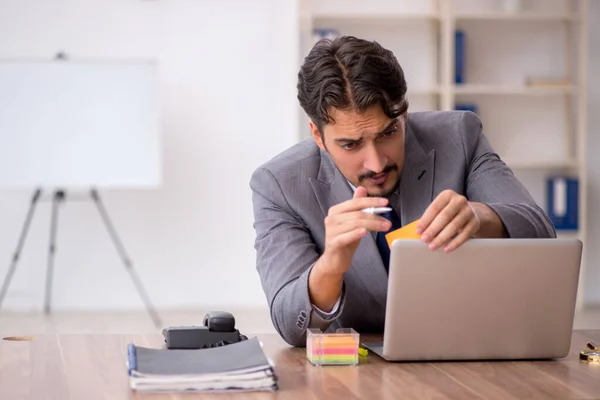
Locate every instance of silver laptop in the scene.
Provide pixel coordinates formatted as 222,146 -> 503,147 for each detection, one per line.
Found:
362,238 -> 582,361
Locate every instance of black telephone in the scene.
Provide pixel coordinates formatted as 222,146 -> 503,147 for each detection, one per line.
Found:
162,311 -> 248,349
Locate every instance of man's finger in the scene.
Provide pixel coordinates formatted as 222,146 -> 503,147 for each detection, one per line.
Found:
420,197 -> 464,243
329,196 -> 388,216
416,190 -> 453,234
427,207 -> 471,250
353,186 -> 368,199
330,228 -> 367,249
337,213 -> 392,233
443,219 -> 478,253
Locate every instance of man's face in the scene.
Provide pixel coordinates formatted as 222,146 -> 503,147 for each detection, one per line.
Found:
311,105 -> 406,198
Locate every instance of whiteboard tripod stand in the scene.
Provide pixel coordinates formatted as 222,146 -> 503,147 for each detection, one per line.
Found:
0,188 -> 163,328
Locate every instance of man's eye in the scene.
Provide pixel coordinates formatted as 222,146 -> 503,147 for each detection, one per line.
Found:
381,127 -> 397,138
341,142 -> 357,150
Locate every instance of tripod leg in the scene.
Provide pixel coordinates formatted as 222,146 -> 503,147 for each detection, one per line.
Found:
44,190 -> 64,315
90,189 -> 162,328
0,189 -> 42,313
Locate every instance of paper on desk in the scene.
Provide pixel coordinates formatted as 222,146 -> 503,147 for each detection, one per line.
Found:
127,337 -> 278,393
385,219 -> 421,249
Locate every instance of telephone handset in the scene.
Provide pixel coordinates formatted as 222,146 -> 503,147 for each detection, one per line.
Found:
162,311 -> 248,349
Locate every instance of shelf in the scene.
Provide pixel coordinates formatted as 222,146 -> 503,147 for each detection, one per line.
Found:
408,87 -> 441,95
299,0 -> 588,308
454,13 -> 577,22
453,84 -> 575,95
312,12 -> 441,23
504,159 -> 579,170
310,12 -> 576,23
557,231 -> 580,240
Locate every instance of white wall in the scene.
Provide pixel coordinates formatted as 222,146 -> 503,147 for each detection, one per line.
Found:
0,0 -> 598,311
0,0 -> 299,311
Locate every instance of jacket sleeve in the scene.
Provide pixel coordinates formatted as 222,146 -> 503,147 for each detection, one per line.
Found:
250,166 -> 346,347
460,111 -> 556,238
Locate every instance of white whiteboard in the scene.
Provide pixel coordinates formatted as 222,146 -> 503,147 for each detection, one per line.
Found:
0,59 -> 161,188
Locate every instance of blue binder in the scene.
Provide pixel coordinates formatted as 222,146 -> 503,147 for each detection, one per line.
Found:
455,30 -> 465,84
455,103 -> 478,114
546,176 -> 578,230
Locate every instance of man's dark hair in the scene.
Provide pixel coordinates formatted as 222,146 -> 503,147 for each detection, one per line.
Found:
297,36 -> 409,133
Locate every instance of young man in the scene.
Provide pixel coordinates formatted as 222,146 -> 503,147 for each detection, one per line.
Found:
250,36 -> 555,346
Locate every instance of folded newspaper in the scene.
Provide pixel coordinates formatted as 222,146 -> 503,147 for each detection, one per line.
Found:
127,337 -> 278,393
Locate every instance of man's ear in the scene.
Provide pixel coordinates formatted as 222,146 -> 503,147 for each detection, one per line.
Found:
309,120 -> 326,151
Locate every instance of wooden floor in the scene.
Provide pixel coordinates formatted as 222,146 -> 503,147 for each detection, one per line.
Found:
0,306 -> 599,335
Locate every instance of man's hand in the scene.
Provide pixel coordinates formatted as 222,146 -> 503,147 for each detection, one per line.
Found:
308,186 -> 390,312
321,186 -> 391,273
416,190 -> 507,253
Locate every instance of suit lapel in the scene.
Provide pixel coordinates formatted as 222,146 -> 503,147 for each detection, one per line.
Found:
309,150 -> 389,309
309,151 -> 351,217
398,122 -> 436,225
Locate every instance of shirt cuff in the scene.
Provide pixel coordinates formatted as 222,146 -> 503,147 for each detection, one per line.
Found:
311,295 -> 341,320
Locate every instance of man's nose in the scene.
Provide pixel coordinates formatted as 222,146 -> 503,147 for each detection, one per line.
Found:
363,144 -> 386,173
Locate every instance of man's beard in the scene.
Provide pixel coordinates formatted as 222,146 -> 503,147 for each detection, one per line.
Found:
358,164 -> 399,198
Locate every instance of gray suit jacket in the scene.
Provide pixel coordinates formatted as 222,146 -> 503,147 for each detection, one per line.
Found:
250,111 -> 556,347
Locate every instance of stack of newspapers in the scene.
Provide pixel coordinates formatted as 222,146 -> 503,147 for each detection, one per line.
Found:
127,337 -> 278,393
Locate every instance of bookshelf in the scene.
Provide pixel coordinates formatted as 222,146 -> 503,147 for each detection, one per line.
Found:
298,0 -> 589,306
453,84 -> 576,95
454,12 -> 578,21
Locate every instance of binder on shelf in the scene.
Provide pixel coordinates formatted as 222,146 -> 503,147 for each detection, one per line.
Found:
546,176 -> 578,230
455,30 -> 465,84
455,103 -> 478,114
312,28 -> 340,45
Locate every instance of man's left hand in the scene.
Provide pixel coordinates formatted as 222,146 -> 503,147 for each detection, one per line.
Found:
415,189 -> 484,253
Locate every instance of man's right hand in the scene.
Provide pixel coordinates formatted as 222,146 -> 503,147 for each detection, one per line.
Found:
321,186 -> 391,274
308,186 -> 391,312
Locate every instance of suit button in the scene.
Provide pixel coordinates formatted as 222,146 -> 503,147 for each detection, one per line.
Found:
300,310 -> 307,318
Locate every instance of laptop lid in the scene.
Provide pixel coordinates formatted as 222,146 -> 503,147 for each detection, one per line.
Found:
372,238 -> 582,361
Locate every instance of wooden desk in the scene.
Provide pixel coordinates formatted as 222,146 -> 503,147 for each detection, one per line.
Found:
1,330 -> 599,399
